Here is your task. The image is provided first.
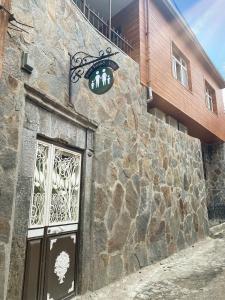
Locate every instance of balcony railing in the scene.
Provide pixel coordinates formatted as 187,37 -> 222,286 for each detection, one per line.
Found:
73,0 -> 134,55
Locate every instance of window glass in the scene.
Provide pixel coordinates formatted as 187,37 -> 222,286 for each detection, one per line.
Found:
172,57 -> 177,79
181,68 -> 188,87
176,62 -> 182,82
205,83 -> 216,113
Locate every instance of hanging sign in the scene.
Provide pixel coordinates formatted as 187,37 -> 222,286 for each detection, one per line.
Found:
84,59 -> 119,95
69,48 -> 119,102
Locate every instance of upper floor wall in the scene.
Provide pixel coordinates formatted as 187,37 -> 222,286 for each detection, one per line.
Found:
87,0 -> 225,142
139,0 -> 225,142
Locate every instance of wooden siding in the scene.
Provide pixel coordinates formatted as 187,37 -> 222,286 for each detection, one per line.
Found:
0,0 -> 10,77
139,0 -> 225,142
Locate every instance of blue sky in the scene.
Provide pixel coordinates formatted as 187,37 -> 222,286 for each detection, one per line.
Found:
173,0 -> 225,79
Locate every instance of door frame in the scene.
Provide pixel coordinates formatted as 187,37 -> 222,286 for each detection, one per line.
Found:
7,94 -> 96,300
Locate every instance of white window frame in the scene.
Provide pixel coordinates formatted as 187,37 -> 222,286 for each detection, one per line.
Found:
172,49 -> 189,88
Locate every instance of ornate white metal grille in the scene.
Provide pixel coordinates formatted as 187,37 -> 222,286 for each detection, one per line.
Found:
49,149 -> 81,225
30,143 -> 49,227
29,142 -> 82,228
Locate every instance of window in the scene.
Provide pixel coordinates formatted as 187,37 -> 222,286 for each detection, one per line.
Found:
205,81 -> 217,113
172,44 -> 190,89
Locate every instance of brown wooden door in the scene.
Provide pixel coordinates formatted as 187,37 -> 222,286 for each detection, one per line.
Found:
23,142 -> 82,300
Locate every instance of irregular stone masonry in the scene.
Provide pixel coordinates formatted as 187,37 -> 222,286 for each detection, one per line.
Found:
203,143 -> 225,222
0,0 -> 209,298
91,114 -> 208,290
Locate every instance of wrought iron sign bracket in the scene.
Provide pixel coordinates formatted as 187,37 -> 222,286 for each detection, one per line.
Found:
69,47 -> 119,84
68,47 -> 119,104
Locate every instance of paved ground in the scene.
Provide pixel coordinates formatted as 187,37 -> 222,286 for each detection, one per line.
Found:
75,224 -> 225,300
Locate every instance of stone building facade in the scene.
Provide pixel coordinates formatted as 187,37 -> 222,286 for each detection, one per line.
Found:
203,143 -> 225,223
0,0 -> 221,299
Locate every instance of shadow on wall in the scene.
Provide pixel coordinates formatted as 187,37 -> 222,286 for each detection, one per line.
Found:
202,143 -> 225,226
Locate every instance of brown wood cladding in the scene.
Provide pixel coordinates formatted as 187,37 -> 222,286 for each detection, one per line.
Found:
138,0 -> 225,142
0,0 -> 10,77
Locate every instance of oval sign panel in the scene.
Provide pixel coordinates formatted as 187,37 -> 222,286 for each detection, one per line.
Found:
88,66 -> 114,95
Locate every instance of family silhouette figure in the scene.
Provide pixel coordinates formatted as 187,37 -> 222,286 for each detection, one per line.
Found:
91,68 -> 111,90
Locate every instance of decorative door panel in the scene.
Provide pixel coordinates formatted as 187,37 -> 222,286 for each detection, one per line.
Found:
23,141 -> 82,300
23,238 -> 43,300
45,233 -> 76,300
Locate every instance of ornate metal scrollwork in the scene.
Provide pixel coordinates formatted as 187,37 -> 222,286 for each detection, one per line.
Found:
69,47 -> 119,84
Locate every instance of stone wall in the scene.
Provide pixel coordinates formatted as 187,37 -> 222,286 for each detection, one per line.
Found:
91,116 -> 208,290
203,143 -> 225,223
0,20 -> 25,300
0,0 -> 209,298
0,0 -> 11,77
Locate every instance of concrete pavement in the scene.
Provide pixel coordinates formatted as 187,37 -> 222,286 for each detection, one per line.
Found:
75,223 -> 225,300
